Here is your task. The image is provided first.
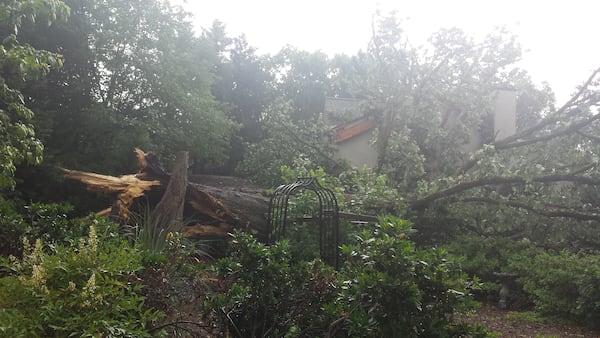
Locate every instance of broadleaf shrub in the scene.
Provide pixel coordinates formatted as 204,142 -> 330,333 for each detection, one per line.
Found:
446,235 -> 600,328
0,202 -> 88,257
0,219 -> 162,337
329,216 -> 485,337
444,235 -> 535,307
509,249 -> 600,328
205,231 -> 338,337
207,218 -> 489,337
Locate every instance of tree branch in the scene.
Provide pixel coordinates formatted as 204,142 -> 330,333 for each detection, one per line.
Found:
460,197 -> 600,222
495,67 -> 600,146
461,67 -> 600,173
272,118 -> 342,171
568,162 -> 597,176
409,173 -> 600,210
577,130 -> 600,143
495,113 -> 600,150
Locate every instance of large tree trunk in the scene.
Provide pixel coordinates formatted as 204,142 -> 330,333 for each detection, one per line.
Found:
62,149 -> 271,240
151,151 -> 188,232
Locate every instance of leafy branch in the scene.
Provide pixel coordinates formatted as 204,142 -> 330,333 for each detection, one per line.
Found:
460,197 -> 600,222
409,171 -> 600,210
461,67 -> 600,172
496,66 -> 600,147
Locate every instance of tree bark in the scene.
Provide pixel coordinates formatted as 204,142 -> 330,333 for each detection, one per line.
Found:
63,149 -> 271,240
151,151 -> 188,233
408,171 -> 600,210
63,149 -> 382,241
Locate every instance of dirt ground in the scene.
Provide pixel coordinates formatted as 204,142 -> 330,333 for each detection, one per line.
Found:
459,305 -> 600,338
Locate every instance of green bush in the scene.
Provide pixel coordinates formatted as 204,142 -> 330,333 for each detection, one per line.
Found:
329,216 -> 485,337
0,220 -> 162,337
207,218 -> 489,338
509,249 -> 600,328
0,198 -> 27,257
0,201 -> 88,257
444,236 -> 523,281
444,236 -> 536,307
206,231 -> 338,337
446,235 -> 600,328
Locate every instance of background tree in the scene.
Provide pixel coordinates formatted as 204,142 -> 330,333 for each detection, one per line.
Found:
13,0 -> 234,207
272,47 -> 329,120
234,46 -> 363,184
0,0 -> 68,189
236,100 -> 341,186
327,52 -> 369,99
358,14 -> 600,247
206,23 -> 275,173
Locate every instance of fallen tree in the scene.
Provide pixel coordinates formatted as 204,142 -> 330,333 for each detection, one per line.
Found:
62,148 -> 271,240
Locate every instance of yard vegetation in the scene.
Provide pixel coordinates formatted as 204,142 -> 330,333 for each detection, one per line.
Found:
1,0 -> 599,336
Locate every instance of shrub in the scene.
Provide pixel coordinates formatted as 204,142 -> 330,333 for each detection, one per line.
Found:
206,231 -> 338,337
329,216 -> 485,337
0,202 -> 88,257
447,235 -> 600,328
444,236 -> 536,307
207,218 -> 489,338
0,198 -> 27,257
509,249 -> 600,328
0,220 -> 162,337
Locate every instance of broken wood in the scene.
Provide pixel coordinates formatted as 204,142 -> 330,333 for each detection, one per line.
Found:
63,148 -> 271,240
59,168 -> 161,222
151,151 -> 188,232
63,148 -> 380,242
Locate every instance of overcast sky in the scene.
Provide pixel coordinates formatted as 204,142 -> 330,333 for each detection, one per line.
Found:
174,0 -> 599,104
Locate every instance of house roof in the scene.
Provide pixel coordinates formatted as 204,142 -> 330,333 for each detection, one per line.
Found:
335,117 -> 375,143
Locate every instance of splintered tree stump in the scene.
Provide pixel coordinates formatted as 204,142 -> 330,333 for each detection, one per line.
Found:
62,148 -> 270,240
151,151 -> 188,232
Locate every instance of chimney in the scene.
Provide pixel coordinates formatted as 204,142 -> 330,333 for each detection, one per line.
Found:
494,89 -> 517,141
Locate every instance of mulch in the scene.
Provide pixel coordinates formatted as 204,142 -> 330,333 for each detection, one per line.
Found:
459,306 -> 600,338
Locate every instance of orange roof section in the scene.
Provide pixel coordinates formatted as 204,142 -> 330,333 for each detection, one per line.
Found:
335,118 -> 375,143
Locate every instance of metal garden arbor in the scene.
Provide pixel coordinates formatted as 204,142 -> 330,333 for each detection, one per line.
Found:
267,177 -> 340,268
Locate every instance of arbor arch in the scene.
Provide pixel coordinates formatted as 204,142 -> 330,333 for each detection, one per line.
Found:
267,177 -> 339,267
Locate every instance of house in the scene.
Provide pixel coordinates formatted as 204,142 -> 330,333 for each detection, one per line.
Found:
324,97 -> 378,168
324,90 -> 517,168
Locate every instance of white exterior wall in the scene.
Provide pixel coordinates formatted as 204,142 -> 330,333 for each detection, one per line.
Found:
336,130 -> 378,168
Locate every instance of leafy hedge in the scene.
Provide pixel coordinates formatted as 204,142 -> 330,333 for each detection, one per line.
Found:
510,249 -> 600,328
0,201 -> 89,257
207,217 -> 489,337
206,233 -> 337,337
330,216 -> 485,337
447,235 -> 600,328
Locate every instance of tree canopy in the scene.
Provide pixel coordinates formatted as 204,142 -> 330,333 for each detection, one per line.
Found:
229,13 -> 600,249
0,0 -> 68,188
2,5 -> 600,249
